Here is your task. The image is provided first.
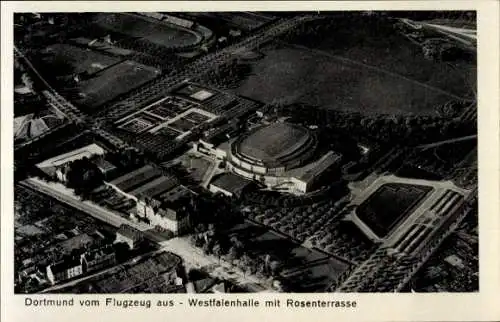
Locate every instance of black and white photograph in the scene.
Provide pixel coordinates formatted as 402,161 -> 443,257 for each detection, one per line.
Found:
10,8 -> 481,297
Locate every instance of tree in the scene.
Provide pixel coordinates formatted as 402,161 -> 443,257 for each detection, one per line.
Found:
239,253 -> 252,277
212,243 -> 222,264
65,157 -> 104,197
269,260 -> 284,277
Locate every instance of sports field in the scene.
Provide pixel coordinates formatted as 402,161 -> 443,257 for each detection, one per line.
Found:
75,60 -> 160,109
41,43 -> 120,75
235,44 -> 470,115
94,13 -> 201,48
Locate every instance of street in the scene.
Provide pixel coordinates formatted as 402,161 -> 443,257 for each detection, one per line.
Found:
24,177 -> 275,292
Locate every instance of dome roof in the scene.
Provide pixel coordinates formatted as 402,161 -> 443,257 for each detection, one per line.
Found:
233,123 -> 316,169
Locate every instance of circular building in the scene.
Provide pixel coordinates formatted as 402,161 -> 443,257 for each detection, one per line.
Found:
230,123 -> 317,175
226,123 -> 339,194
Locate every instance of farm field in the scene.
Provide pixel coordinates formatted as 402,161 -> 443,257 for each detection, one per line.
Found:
233,45 -> 457,115
93,13 -> 201,48
224,221 -> 349,292
74,60 -> 161,109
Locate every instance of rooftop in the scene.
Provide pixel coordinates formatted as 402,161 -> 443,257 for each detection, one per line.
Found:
57,233 -> 96,253
116,224 -> 143,241
129,175 -> 179,200
109,165 -> 162,193
157,185 -> 192,204
290,150 -> 342,183
237,123 -> 311,162
82,245 -> 115,262
210,173 -> 252,195
49,258 -> 81,274
36,143 -> 107,170
94,158 -> 117,174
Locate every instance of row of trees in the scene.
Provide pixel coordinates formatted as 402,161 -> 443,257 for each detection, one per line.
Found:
275,102 -> 476,147
198,58 -> 253,90
189,224 -> 284,280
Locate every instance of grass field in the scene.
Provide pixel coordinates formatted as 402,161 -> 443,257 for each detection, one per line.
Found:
234,45 -> 458,115
42,43 -> 121,75
94,13 -> 201,48
75,60 -> 160,109
291,17 -> 476,100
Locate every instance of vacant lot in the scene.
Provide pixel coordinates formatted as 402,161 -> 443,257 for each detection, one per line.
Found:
75,60 -> 160,109
234,46 -> 457,115
94,13 -> 201,48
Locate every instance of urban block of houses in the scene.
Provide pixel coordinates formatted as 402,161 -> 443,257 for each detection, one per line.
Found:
46,244 -> 117,285
107,165 -> 194,235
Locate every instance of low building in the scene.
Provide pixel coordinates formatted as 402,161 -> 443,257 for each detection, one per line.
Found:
36,143 -> 107,179
194,123 -> 240,160
81,246 -> 117,273
94,158 -> 118,179
147,208 -> 191,236
108,166 -> 195,235
209,173 -> 252,198
115,224 -> 143,249
46,259 -> 83,285
444,254 -> 465,269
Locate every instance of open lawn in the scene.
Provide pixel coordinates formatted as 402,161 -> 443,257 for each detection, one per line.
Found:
74,60 -> 160,109
234,46 -> 458,115
94,13 -> 201,48
289,16 -> 476,100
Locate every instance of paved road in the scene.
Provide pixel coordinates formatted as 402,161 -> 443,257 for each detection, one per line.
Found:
159,237 -> 276,292
22,178 -> 150,232
417,134 -> 477,150
24,177 -> 275,292
41,248 -> 164,293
